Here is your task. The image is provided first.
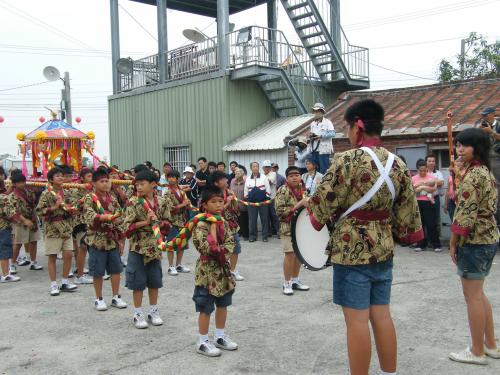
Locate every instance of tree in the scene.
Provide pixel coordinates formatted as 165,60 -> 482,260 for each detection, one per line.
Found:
438,32 -> 500,82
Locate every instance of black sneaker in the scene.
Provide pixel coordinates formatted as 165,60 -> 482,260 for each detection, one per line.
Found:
61,283 -> 78,292
196,341 -> 221,357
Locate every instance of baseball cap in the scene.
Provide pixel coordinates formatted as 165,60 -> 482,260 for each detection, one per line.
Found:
262,160 -> 272,167
183,166 -> 194,174
480,107 -> 496,115
312,103 -> 326,112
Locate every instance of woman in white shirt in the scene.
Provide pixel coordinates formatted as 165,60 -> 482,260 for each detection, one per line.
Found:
301,158 -> 323,196
244,162 -> 271,242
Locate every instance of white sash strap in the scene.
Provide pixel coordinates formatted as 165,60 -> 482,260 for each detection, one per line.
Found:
339,148 -> 396,220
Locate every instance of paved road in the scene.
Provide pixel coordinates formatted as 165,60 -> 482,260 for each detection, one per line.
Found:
1,239 -> 499,375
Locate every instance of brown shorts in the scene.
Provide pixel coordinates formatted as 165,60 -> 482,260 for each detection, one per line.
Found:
281,235 -> 294,254
44,237 -> 74,256
14,225 -> 41,245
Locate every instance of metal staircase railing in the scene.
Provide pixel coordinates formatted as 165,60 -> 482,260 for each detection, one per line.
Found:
227,26 -> 323,117
280,0 -> 369,87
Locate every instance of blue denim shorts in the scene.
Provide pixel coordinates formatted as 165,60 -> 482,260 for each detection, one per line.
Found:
125,251 -> 163,291
0,229 -> 12,260
457,243 -> 497,280
192,286 -> 234,314
166,226 -> 189,250
333,259 -> 393,310
233,233 -> 241,254
88,247 -> 122,277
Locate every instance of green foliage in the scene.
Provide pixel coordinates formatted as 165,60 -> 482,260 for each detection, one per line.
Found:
438,32 -> 500,82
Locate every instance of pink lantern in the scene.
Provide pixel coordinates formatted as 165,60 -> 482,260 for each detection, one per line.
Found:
0,116 -> 4,123
39,116 -> 46,123
75,117 -> 82,124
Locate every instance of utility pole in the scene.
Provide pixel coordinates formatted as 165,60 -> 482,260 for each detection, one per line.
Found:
60,72 -> 72,124
460,38 -> 467,80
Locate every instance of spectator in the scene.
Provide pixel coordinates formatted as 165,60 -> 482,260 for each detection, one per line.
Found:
179,166 -> 199,215
271,163 -> 286,189
263,160 -> 280,237
195,157 -> 210,193
426,154 -> 444,233
230,167 -> 248,241
412,159 -> 441,252
294,136 -> 310,175
301,158 -> 323,195
309,103 -> 335,174
228,161 -> 238,185
244,162 -> 270,242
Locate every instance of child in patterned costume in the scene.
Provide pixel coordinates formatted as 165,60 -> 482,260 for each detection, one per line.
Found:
193,186 -> 237,357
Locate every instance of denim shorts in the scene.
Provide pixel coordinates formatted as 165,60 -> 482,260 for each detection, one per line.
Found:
88,247 -> 122,277
166,226 -> 189,250
192,286 -> 234,314
457,243 -> 497,280
125,251 -> 163,291
233,233 -> 241,255
0,229 -> 12,260
333,259 -> 393,310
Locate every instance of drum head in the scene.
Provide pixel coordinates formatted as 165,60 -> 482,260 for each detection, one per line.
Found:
291,207 -> 330,271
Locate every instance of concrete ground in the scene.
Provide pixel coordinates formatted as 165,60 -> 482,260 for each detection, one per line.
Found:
1,238 -> 499,375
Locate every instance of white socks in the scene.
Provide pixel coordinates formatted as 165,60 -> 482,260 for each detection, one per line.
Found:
61,278 -> 69,285
291,277 -> 299,283
380,371 -> 396,375
134,307 -> 142,315
199,334 -> 209,343
215,328 -> 225,339
149,304 -> 158,313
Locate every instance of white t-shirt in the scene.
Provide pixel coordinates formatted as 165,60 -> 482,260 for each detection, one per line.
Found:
310,118 -> 335,155
431,170 -> 444,197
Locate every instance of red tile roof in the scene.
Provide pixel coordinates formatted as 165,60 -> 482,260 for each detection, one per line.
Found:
290,78 -> 499,139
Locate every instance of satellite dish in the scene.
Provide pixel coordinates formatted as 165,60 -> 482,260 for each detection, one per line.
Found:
183,29 -> 207,43
116,58 -> 133,74
229,23 -> 235,32
43,66 -> 61,81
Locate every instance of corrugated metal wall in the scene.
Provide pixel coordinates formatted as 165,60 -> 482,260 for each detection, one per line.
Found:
228,149 -> 289,173
108,75 -> 275,169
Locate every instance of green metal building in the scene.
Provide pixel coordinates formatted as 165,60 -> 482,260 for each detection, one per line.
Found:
108,0 -> 369,170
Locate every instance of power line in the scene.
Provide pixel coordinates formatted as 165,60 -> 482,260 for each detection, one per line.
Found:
344,0 -> 498,31
0,81 -> 51,93
118,3 -> 158,42
369,37 -> 465,50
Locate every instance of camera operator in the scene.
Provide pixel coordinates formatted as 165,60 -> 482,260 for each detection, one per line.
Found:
309,103 -> 335,174
479,106 -> 500,223
289,136 -> 309,175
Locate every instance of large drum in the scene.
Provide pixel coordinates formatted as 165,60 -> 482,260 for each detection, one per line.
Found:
291,207 -> 330,270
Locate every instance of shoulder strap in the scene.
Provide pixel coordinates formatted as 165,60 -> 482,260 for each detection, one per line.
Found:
340,148 -> 396,220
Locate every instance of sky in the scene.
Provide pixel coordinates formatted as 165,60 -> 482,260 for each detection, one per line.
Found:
0,0 -> 499,161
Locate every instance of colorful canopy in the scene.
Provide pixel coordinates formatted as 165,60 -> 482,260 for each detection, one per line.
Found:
25,119 -> 88,140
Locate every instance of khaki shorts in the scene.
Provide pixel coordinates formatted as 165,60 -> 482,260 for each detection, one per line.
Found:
74,231 -> 87,248
44,237 -> 74,256
14,225 -> 41,245
282,235 -> 294,254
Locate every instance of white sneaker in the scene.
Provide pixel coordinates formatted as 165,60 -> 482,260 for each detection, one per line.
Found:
111,295 -> 127,309
17,257 -> 30,266
215,335 -> 238,351
148,309 -> 163,326
485,345 -> 500,359
176,265 -> 190,273
283,282 -> 293,296
196,340 -> 221,357
60,283 -> 77,292
68,271 -> 74,278
0,274 -> 20,283
434,248 -> 443,253
167,266 -> 178,276
83,267 -> 89,274
50,284 -> 60,296
8,264 -> 17,274
231,270 -> 245,281
133,312 -> 148,329
94,299 -> 108,311
75,275 -> 93,285
449,347 -> 488,365
57,252 -> 63,260
103,273 -> 110,280
414,247 -> 424,252
292,280 -> 310,291
29,262 -> 43,270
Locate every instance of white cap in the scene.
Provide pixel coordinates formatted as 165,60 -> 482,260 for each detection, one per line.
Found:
312,102 -> 326,112
262,160 -> 272,167
183,166 -> 194,174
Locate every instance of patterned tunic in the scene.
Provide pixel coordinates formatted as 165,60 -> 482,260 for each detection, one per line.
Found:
0,193 -> 20,230
309,146 -> 423,265
67,188 -> 87,228
11,188 -> 38,226
124,194 -> 172,262
83,193 -> 124,251
36,189 -> 74,239
193,220 -> 235,297
275,184 -> 304,236
165,187 -> 187,228
451,162 -> 499,245
223,189 -> 240,235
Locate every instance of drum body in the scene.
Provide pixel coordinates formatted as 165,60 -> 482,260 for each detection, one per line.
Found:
291,207 -> 330,270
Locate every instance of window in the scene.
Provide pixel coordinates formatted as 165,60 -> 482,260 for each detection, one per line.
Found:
163,145 -> 191,172
395,145 -> 427,172
430,148 -> 451,170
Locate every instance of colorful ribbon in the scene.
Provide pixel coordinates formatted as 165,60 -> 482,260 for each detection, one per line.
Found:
91,193 -> 122,221
234,197 -> 274,207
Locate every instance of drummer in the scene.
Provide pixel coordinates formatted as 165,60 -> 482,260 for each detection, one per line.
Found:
305,99 -> 423,375
274,166 -> 310,296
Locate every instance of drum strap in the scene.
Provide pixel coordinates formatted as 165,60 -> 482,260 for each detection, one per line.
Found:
340,147 -> 396,220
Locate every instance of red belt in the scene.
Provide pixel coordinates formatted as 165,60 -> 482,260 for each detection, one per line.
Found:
49,216 -> 68,222
348,210 -> 390,221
